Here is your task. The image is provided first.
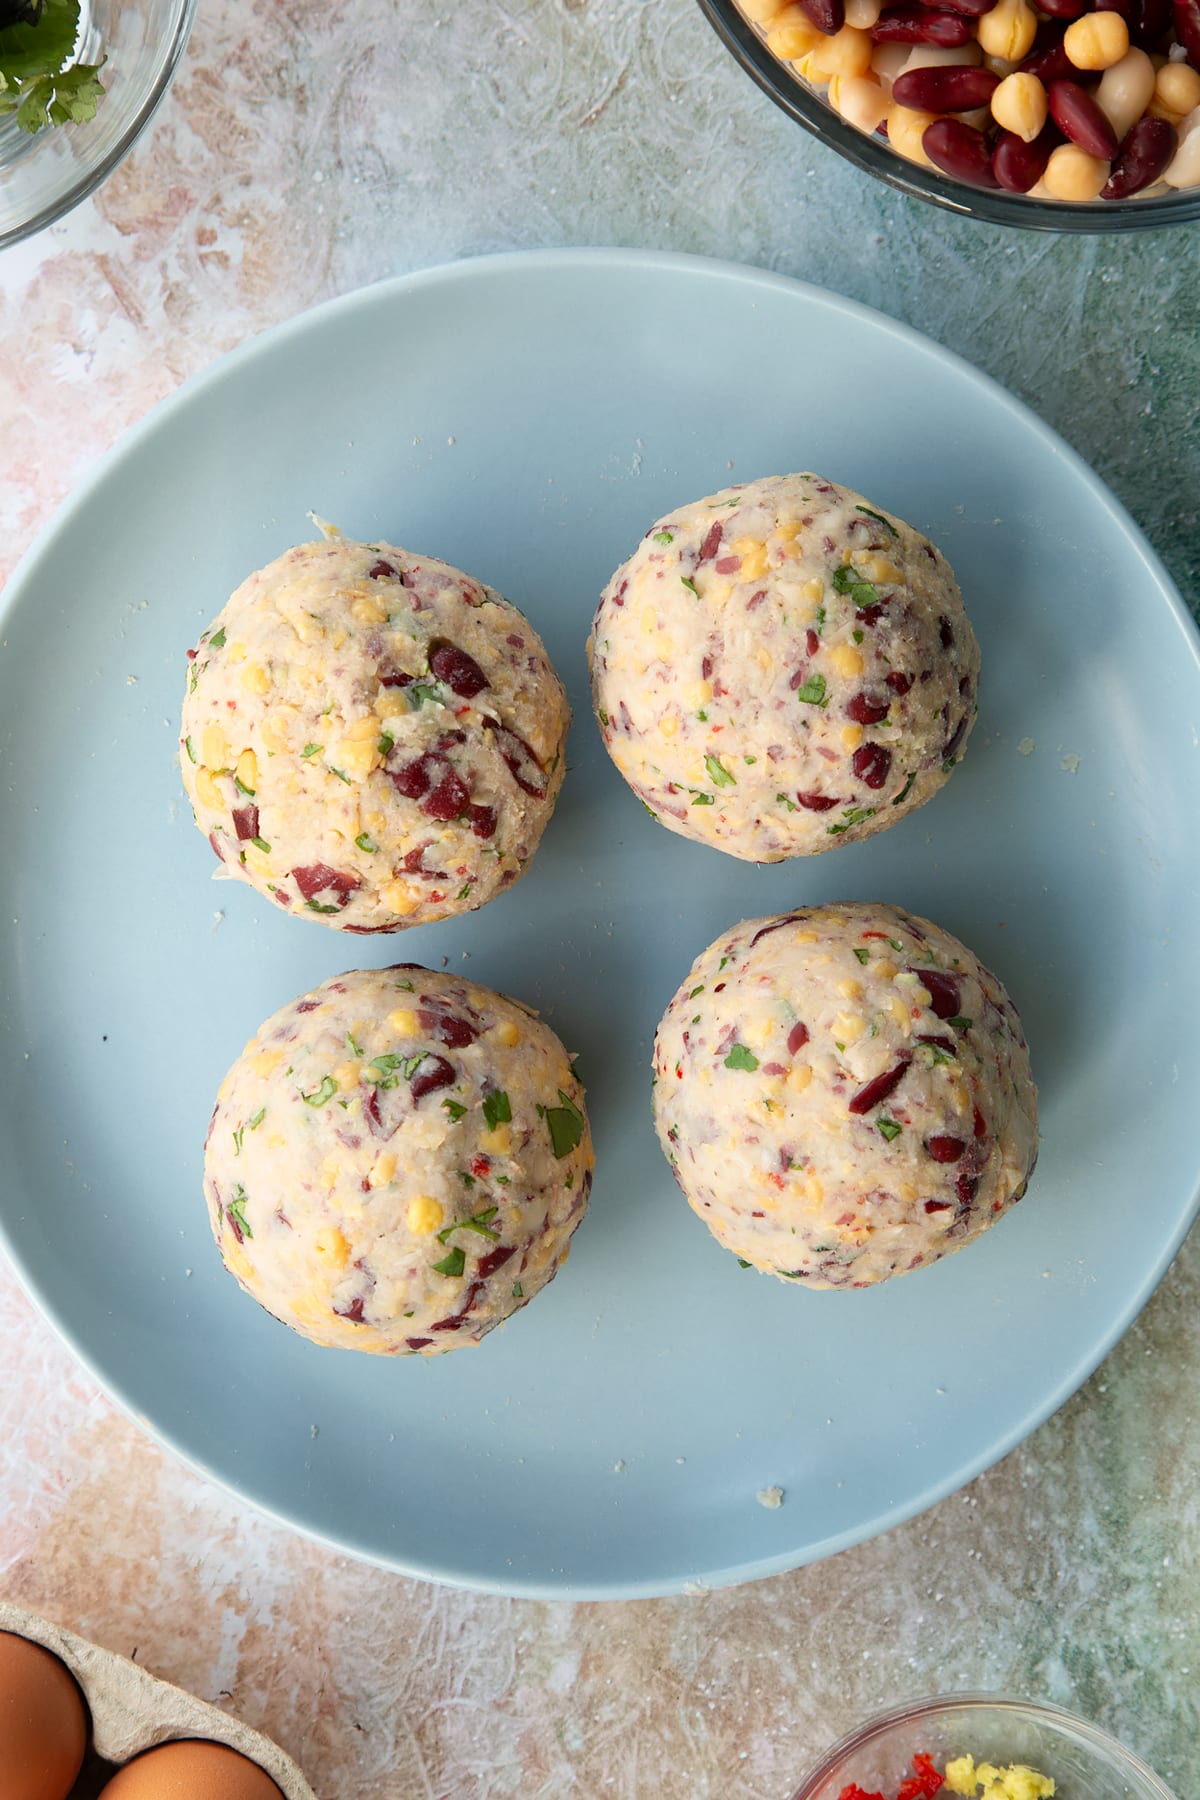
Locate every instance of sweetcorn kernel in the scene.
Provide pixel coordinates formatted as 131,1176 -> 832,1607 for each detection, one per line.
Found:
683,678 -> 714,709
389,1008 -> 420,1035
252,1049 -> 284,1077
830,643 -> 865,679
732,537 -> 770,580
314,1227 -> 351,1268
660,714 -> 679,737
836,977 -> 863,1000
240,663 -> 271,696
494,1020 -> 521,1048
480,1124 -> 513,1155
407,1195 -> 445,1235
801,577 -> 824,603
874,959 -> 898,981
333,736 -> 382,778
865,556 -> 903,585
225,639 -> 248,663
195,768 -> 223,809
382,880 -> 421,915
788,1063 -> 814,1093
201,725 -> 230,770
320,1156 -> 340,1191
841,722 -> 865,752
369,1152 -> 398,1187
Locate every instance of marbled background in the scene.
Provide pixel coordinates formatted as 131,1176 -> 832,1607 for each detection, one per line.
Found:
1,2 -> 1198,1796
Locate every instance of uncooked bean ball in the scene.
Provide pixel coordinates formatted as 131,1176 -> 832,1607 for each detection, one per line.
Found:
181,534 -> 570,931
653,903 -> 1038,1288
589,475 -> 979,861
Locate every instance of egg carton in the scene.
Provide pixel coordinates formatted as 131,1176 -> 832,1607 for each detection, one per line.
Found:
0,1602 -> 317,1799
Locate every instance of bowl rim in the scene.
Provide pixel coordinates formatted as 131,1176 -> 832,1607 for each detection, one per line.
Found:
696,0 -> 1200,233
0,0 -> 198,251
789,1692 -> 1182,1799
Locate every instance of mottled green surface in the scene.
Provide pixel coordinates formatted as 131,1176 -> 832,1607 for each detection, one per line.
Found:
1,1 -> 1198,1793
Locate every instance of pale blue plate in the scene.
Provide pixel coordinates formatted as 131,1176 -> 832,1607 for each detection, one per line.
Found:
1,251 -> 1198,1599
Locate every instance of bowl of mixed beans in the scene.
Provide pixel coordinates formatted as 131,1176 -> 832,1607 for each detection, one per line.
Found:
698,0 -> 1200,225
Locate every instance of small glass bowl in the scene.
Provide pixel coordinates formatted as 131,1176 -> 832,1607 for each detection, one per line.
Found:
790,1694 -> 1181,1800
697,0 -> 1200,232
0,0 -> 196,248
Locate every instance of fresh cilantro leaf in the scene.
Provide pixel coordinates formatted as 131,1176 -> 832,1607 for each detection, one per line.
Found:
831,564 -> 880,608
852,628 -> 864,645
690,791 -> 714,806
705,753 -> 735,788
1,40 -> 106,134
512,1280 -> 524,1297
776,792 -> 797,812
597,706 -> 610,727
443,1099 -> 467,1121
457,882 -> 472,900
680,575 -> 699,597
814,605 -> 826,632
235,775 -> 255,797
877,1118 -> 902,1142
208,627 -> 227,649
724,1044 -> 759,1072
795,674 -> 827,706
736,1258 -> 753,1269
483,1090 -> 512,1131
946,1015 -> 973,1030
406,682 -> 443,708
301,743 -> 322,758
248,1107 -> 266,1130
855,505 -> 897,537
305,899 -> 340,913
827,805 -> 877,835
942,756 -> 957,774
346,1032 -> 363,1057
232,1124 -> 244,1155
689,985 -> 705,999
852,946 -> 870,964
652,530 -> 674,545
891,772 -> 917,807
355,832 -> 376,853
718,956 -> 729,971
401,1053 -> 427,1079
184,735 -> 197,764
328,766 -> 351,783
432,1246 -> 465,1278
377,731 -> 394,757
249,836 -> 270,853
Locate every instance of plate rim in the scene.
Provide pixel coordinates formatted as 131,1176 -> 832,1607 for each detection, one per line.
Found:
2,246 -> 1199,1600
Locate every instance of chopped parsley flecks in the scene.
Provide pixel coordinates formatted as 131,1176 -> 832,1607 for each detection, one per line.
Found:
737,1258 -> 753,1270
652,530 -> 674,545
690,790 -> 714,806
597,706 -> 610,727
795,673 -> 827,707
855,505 -> 898,537
457,882 -> 472,901
306,899 -> 341,914
184,736 -> 197,764
852,946 -> 870,964
891,772 -> 917,807
877,1117 -> 903,1142
248,1107 -> 266,1130
301,743 -> 322,759
235,775 -> 256,797
827,804 -> 877,835
942,756 -> 958,774
227,1186 -> 252,1239
443,1099 -> 468,1121
539,1090 -> 584,1159
705,753 -> 735,788
776,792 -> 797,812
209,628 -> 227,649
946,1015 -> 974,1031
355,833 -> 377,854
301,1075 -> 338,1108
328,766 -> 351,784
724,1043 -> 759,1072
249,836 -> 270,854
680,575 -> 699,597
377,731 -> 395,757
483,1089 -> 512,1132
438,1206 -> 499,1245
689,985 -> 705,999
432,1246 -> 466,1278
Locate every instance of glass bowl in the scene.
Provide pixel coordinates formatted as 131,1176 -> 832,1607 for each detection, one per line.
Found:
790,1694 -> 1180,1800
0,0 -> 196,248
697,0 -> 1200,231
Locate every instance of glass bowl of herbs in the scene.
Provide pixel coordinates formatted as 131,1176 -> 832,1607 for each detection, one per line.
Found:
0,0 -> 195,247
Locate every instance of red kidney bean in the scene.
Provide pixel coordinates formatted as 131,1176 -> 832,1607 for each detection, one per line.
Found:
1019,26 -> 1075,82
1175,0 -> 1200,65
1131,0 -> 1173,46
1101,114 -> 1178,195
1049,79 -> 1119,157
798,0 -> 845,31
871,4 -> 974,43
992,125 -> 1056,189
923,117 -> 1005,184
1099,0 -> 1135,18
893,63 -> 1000,109
1038,0 -> 1089,15
934,0 -> 998,13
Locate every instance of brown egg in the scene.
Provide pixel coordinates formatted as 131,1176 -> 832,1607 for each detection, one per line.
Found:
99,1739 -> 286,1800
0,1629 -> 89,1800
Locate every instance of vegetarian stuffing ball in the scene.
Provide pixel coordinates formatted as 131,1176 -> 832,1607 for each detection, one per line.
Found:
204,966 -> 592,1353
653,903 -> 1037,1288
589,474 -> 979,860
180,533 -> 570,930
